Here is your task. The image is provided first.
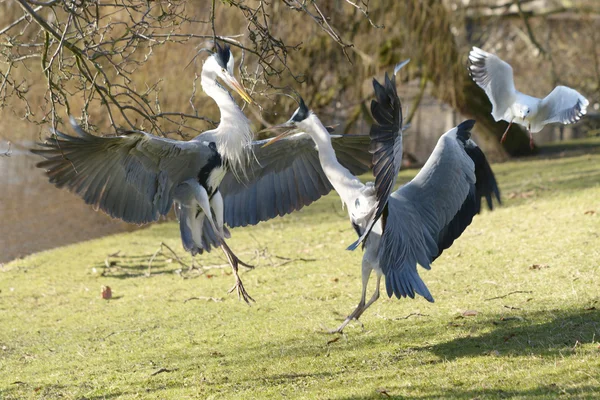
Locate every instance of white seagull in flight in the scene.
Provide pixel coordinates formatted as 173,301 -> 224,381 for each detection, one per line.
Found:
469,46 -> 589,148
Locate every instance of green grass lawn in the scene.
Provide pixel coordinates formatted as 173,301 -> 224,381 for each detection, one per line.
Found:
1,144 -> 599,399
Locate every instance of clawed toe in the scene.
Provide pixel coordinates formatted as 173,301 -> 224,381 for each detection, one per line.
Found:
228,279 -> 255,304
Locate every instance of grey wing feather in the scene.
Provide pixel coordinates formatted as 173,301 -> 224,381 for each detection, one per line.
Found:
534,86 -> 589,128
348,72 -> 403,250
31,121 -> 211,224
468,47 -> 517,121
219,133 -> 372,228
379,120 -> 500,302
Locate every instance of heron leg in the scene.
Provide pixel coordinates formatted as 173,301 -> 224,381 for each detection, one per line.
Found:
221,241 -> 255,304
209,190 -> 227,239
353,274 -> 381,321
329,259 -> 373,334
500,121 -> 513,144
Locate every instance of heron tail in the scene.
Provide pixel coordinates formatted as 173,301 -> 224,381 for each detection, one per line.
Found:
384,267 -> 434,303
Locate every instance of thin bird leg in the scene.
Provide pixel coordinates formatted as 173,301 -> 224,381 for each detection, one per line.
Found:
330,275 -> 381,334
500,121 -> 513,144
221,241 -> 255,304
528,125 -> 534,149
329,260 -> 373,334
352,274 -> 381,321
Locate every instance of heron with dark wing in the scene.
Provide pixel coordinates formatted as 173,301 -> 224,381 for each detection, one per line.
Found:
32,43 -> 373,303
264,65 -> 501,333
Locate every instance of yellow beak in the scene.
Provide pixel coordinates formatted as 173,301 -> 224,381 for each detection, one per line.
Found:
260,123 -> 296,148
224,74 -> 255,105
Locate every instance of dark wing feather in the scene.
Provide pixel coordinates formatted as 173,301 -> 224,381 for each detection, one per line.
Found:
347,72 -> 403,250
31,121 -> 212,224
219,133 -> 371,228
379,120 -> 501,302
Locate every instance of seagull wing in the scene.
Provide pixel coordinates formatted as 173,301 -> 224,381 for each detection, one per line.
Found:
469,47 -> 517,121
347,72 -> 403,250
532,86 -> 589,131
31,120 -> 212,224
219,133 -> 372,228
378,120 -> 500,302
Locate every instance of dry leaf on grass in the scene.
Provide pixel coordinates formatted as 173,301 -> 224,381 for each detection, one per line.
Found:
530,264 -> 550,270
101,286 -> 112,300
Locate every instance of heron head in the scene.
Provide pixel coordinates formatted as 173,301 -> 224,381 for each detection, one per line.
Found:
261,97 -> 311,147
206,42 -> 254,104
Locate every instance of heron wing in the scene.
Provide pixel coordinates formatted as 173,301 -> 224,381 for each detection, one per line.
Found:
379,120 -> 500,302
469,47 -> 517,121
219,133 -> 372,228
533,86 -> 589,129
348,72 -> 404,250
31,120 -> 211,224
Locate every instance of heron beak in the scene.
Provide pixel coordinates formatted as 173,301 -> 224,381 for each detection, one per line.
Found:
224,74 -> 255,105
260,122 -> 296,148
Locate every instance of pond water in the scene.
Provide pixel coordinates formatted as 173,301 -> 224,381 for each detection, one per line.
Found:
0,142 -> 137,263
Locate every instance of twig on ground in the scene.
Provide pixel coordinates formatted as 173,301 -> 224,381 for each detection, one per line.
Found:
485,290 -> 533,301
376,312 -> 429,321
184,296 -> 223,303
147,242 -> 191,276
101,328 -> 143,341
150,367 -> 178,377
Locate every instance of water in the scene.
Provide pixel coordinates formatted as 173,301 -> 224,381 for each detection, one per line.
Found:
0,142 -> 136,263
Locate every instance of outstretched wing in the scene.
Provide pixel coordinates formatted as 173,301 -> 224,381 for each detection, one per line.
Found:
347,72 -> 403,250
534,85 -> 588,129
31,119 -> 211,224
219,133 -> 372,228
379,120 -> 500,302
469,47 -> 517,121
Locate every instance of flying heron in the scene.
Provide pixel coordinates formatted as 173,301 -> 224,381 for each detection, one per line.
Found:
265,68 -> 501,333
468,46 -> 589,149
32,43 -> 372,303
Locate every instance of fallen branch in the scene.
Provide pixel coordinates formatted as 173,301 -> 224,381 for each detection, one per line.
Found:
272,255 -> 317,268
485,291 -> 533,301
150,367 -> 178,377
184,296 -> 223,303
147,242 -> 191,276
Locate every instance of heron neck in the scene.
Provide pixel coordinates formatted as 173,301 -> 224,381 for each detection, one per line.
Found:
303,115 -> 363,204
201,69 -> 252,173
201,70 -> 250,131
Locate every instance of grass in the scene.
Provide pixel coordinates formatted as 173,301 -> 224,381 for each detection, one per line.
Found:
1,141 -> 600,399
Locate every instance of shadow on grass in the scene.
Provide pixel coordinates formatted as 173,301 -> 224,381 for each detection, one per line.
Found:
424,308 -> 600,359
338,385 -> 599,399
231,307 -> 600,366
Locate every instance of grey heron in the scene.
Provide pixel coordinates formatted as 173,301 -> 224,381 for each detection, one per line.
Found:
32,43 -> 372,303
265,71 -> 500,333
469,47 -> 589,149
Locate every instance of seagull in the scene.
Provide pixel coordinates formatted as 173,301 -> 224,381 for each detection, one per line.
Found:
264,69 -> 500,333
469,46 -> 589,149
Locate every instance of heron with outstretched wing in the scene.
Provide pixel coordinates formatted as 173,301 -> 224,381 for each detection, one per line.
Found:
265,66 -> 500,333
32,43 -> 372,303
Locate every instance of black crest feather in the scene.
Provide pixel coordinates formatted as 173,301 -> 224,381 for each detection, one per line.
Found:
214,42 -> 231,69
292,96 -> 310,122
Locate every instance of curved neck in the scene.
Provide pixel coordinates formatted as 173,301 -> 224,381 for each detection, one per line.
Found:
201,69 -> 249,129
302,114 -> 362,204
201,68 -> 252,174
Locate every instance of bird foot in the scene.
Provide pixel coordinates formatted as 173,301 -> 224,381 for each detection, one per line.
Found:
325,315 -> 364,335
228,278 -> 255,304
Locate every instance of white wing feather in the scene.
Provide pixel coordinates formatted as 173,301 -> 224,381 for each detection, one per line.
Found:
531,86 -> 589,132
469,47 -> 517,121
